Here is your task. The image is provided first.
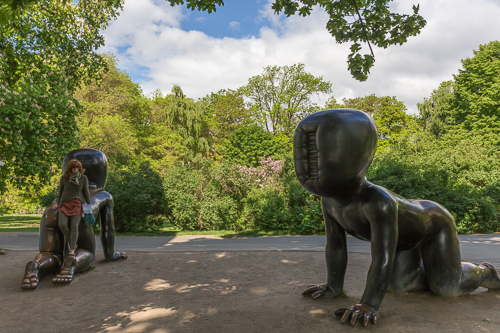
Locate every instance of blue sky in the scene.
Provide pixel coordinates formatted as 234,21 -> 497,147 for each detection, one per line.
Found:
99,0 -> 500,114
180,0 -> 266,39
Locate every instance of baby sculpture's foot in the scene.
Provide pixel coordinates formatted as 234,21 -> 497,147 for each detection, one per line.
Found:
52,254 -> 77,284
21,262 -> 40,290
480,262 -> 500,289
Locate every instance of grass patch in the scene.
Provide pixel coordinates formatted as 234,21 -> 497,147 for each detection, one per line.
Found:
0,214 -> 323,237
0,214 -> 41,232
116,219 -> 320,238
115,229 -> 287,237
117,228 -> 323,238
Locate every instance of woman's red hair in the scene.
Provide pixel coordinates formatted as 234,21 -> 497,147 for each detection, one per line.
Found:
64,159 -> 85,178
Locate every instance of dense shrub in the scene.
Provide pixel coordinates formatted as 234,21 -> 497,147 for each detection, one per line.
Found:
368,136 -> 500,233
220,125 -> 288,167
240,158 -> 323,233
164,160 -> 244,231
0,174 -> 58,214
106,161 -> 166,232
164,156 -> 324,233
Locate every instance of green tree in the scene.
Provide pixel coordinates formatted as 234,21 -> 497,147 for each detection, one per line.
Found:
150,85 -> 210,163
220,125 -> 287,167
332,94 -> 421,150
446,41 -> 500,143
79,114 -> 139,164
417,80 -> 454,138
75,56 -> 150,165
140,89 -> 186,174
240,63 -> 332,136
0,0 -> 120,25
203,89 -> 253,142
75,63 -> 190,173
75,56 -> 149,135
323,96 -> 344,109
0,0 -> 121,192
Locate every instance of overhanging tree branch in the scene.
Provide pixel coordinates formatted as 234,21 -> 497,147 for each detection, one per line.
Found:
351,0 -> 375,59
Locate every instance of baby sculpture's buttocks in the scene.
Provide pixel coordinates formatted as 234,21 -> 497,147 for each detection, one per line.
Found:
294,109 -> 500,326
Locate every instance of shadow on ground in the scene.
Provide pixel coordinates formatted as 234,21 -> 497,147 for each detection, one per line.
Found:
1,251 -> 500,333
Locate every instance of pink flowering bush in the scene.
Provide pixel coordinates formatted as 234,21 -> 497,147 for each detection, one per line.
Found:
237,157 -> 285,190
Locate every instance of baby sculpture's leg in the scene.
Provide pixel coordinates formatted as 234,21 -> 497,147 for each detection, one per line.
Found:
52,222 -> 95,284
21,205 -> 63,290
461,261 -> 500,291
22,252 -> 61,289
52,248 -> 94,284
421,202 -> 500,296
388,248 -> 428,293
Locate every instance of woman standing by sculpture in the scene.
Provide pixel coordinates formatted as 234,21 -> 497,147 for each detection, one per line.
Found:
56,159 -> 91,257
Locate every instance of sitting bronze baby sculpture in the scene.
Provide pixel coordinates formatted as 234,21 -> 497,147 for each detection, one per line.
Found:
294,109 -> 500,326
21,148 -> 127,289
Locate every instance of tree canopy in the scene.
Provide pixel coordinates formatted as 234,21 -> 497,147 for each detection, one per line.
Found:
220,124 -> 286,167
447,41 -> 500,142
326,94 -> 421,150
418,41 -> 500,144
417,80 -> 453,138
74,55 -> 150,166
240,63 -> 332,136
0,0 -> 122,192
203,89 -> 253,143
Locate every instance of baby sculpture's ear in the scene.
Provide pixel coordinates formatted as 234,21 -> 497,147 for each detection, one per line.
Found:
293,109 -> 378,198
62,149 -> 108,190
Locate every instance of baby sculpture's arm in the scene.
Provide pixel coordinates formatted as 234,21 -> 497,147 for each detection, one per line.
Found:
339,190 -> 398,326
302,199 -> 348,298
97,192 -> 127,261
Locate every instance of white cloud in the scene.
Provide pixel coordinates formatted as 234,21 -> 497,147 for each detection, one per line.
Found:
100,0 -> 500,114
228,21 -> 240,30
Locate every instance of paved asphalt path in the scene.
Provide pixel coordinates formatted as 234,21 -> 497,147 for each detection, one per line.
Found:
1,232 -> 500,263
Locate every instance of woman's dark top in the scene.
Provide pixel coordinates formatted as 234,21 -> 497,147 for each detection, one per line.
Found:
57,174 -> 91,212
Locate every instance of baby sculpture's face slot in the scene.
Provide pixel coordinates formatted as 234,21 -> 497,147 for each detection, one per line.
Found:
294,109 -> 378,198
307,131 -> 320,180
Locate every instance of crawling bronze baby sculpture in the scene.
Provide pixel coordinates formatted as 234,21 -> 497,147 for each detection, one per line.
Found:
21,149 -> 126,289
294,109 -> 500,326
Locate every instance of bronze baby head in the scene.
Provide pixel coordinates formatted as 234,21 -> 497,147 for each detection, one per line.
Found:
293,109 -> 378,198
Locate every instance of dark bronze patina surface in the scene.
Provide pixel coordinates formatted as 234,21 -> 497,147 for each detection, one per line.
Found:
295,109 -> 500,326
21,149 -> 127,289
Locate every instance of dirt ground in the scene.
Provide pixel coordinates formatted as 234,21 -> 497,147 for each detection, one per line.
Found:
1,250 -> 499,333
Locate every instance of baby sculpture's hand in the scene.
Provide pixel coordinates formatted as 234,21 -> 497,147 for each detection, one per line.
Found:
302,283 -> 348,299
335,304 -> 378,326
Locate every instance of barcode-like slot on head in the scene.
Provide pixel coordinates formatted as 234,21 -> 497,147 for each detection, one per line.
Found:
307,132 -> 319,180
